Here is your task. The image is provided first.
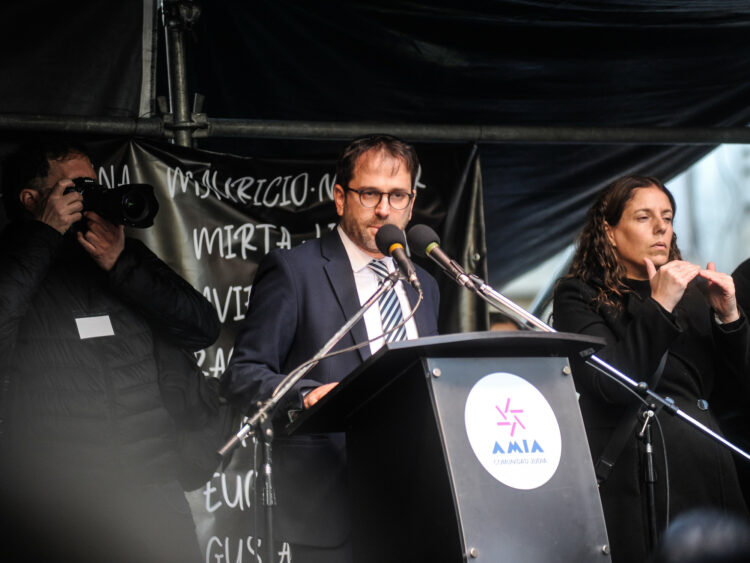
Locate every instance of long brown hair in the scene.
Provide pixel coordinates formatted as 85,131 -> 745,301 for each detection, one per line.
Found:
566,175 -> 681,310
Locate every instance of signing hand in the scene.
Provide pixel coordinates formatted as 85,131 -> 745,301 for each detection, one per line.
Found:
34,180 -> 84,234
303,382 -> 339,409
698,262 -> 740,323
77,211 -> 125,271
645,257 -> 700,313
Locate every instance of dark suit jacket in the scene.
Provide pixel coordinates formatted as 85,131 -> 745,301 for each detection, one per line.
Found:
553,276 -> 750,563
220,229 -> 440,550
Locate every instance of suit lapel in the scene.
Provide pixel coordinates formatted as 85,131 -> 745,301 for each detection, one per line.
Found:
321,230 -> 371,362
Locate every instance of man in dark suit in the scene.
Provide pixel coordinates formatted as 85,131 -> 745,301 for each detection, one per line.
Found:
220,134 -> 440,562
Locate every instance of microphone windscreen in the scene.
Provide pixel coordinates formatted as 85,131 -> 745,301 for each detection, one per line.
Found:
375,224 -> 406,256
406,224 -> 440,257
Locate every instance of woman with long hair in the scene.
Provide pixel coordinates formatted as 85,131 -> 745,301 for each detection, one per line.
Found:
552,175 -> 750,562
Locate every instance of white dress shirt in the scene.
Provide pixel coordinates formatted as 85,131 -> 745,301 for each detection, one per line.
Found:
337,225 -> 419,354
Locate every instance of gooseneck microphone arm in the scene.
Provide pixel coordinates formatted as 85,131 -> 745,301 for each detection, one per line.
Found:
406,223 -> 750,463
466,273 -> 553,331
422,241 -> 473,288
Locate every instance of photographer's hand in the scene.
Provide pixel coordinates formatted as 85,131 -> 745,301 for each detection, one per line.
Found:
33,180 -> 84,234
77,211 -> 125,271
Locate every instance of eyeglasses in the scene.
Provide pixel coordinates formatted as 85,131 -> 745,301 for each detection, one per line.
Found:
345,187 -> 414,210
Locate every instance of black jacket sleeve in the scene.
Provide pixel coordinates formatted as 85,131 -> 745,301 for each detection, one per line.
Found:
219,249 -> 315,417
106,237 -> 220,351
552,277 -> 682,404
0,221 -> 64,356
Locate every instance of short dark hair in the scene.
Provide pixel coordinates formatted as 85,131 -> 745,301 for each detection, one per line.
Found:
335,134 -> 420,190
1,136 -> 92,220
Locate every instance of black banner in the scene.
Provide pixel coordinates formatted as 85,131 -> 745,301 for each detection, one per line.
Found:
82,137 -> 487,560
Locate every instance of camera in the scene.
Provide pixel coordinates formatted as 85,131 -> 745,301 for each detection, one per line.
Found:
65,177 -> 159,228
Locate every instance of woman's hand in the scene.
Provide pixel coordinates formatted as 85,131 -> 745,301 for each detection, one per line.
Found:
699,262 -> 740,323
645,257 -> 700,313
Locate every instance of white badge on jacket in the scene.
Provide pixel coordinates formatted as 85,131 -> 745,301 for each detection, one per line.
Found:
75,315 -> 115,339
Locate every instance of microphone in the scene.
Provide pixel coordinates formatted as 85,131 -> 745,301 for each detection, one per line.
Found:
406,224 -> 472,287
375,224 -> 422,292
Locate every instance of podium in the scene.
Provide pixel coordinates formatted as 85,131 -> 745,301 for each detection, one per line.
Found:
288,331 -> 611,562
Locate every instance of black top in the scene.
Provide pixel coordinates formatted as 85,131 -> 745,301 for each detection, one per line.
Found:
553,275 -> 750,563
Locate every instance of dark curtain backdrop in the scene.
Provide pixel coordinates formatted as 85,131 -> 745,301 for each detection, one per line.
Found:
3,0 -> 750,286
182,0 -> 750,286
0,2 -> 152,117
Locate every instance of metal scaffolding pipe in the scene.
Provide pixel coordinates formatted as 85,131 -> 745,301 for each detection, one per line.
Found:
161,0 -> 199,147
0,114 -> 166,137
1,114 -> 749,145
205,119 -> 750,144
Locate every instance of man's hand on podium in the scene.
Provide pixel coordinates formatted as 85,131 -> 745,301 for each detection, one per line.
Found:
304,382 -> 339,409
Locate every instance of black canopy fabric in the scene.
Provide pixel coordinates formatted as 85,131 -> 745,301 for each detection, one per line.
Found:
0,2 -> 151,117
4,1 -> 750,286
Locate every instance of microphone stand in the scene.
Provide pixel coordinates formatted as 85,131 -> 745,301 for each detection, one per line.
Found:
454,270 -> 750,549
461,271 -> 750,462
637,407 -> 660,548
217,270 -> 402,561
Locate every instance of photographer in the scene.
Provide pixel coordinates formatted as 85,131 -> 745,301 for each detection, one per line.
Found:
0,137 -> 220,563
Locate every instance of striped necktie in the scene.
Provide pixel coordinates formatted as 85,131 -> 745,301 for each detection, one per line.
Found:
368,259 -> 408,342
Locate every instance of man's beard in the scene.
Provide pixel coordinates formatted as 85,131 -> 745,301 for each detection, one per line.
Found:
339,215 -> 380,255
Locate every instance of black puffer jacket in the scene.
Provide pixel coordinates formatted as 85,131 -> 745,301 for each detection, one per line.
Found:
0,219 -> 220,485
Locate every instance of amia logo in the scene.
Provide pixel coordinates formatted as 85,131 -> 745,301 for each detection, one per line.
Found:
464,372 -> 562,490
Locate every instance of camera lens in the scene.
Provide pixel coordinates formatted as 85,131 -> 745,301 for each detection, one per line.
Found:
122,192 -> 147,222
